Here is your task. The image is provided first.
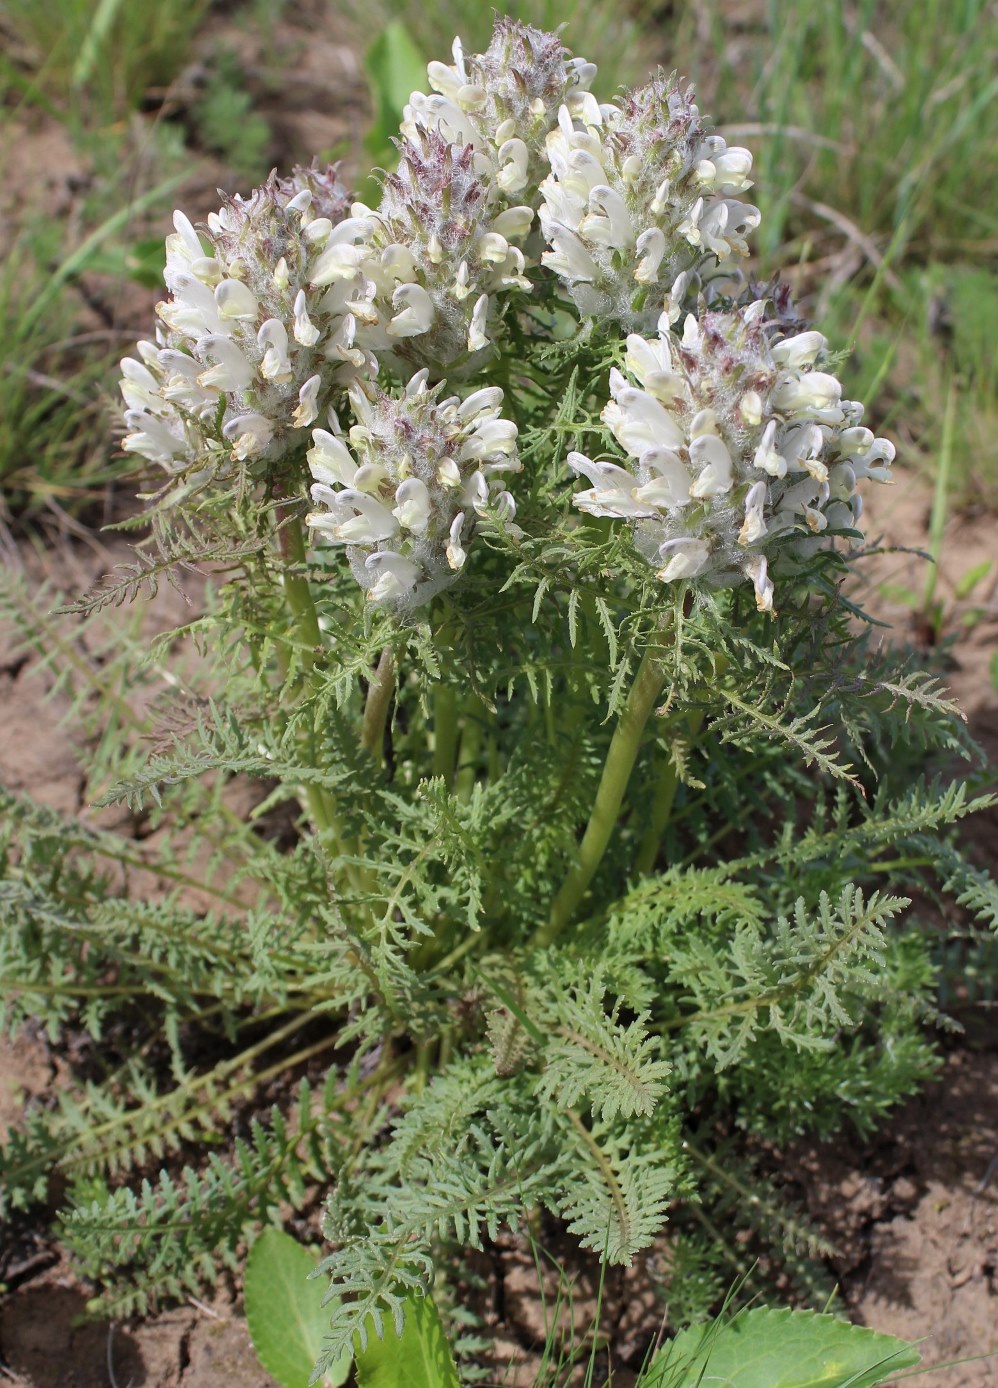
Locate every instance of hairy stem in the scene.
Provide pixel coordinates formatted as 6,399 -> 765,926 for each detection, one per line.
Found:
273,497 -> 367,898
362,647 -> 396,762
632,706 -> 707,877
455,701 -> 482,803
432,685 -> 459,784
535,646 -> 666,948
275,499 -> 322,677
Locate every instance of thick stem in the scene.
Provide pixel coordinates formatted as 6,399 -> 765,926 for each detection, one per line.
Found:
632,706 -> 707,877
534,647 -> 666,948
432,685 -> 459,784
362,647 -> 396,762
275,501 -> 322,676
633,650 -> 727,876
270,499 -> 375,904
273,504 -> 338,838
455,703 -> 482,803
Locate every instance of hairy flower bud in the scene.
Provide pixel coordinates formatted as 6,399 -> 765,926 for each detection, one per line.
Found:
354,131 -> 532,379
568,299 -> 894,611
120,164 -> 374,479
539,75 -> 760,329
403,19 -> 597,207
306,371 -> 520,606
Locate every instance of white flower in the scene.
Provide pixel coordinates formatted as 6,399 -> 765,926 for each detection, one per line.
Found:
356,131 -> 532,377
403,19 -> 597,210
307,372 -> 521,607
743,554 -> 774,612
120,165 -> 373,479
656,537 -> 711,582
365,551 -> 422,603
539,75 -> 760,329
568,453 -> 655,518
446,513 -> 468,570
567,297 -> 894,612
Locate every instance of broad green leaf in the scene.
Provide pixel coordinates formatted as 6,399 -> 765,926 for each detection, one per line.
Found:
638,1306 -> 921,1388
244,1229 -> 351,1388
363,21 -> 427,161
354,1291 -> 461,1388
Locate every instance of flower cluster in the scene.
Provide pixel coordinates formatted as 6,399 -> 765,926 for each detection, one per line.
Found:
539,75 -> 759,329
403,19 -> 597,208
120,17 -> 894,620
306,372 -> 520,606
121,164 -> 371,477
351,131 -> 533,379
568,298 -> 894,611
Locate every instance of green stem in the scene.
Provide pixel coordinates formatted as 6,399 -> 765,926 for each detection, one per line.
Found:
413,1039 -> 434,1091
632,706 -> 707,877
635,651 -> 726,876
361,647 -> 396,762
275,501 -> 322,676
273,500 -> 342,842
455,702 -> 482,803
534,647 -> 666,948
271,499 -> 379,908
432,685 -> 459,784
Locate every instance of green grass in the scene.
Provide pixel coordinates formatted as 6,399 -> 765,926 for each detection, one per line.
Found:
696,0 -> 996,267
0,0 -> 217,518
0,0 -> 211,120
0,83 -> 188,513
0,230 -> 119,515
339,0 -> 666,90
666,0 -> 998,503
1,0 -> 995,516
0,166 -> 185,515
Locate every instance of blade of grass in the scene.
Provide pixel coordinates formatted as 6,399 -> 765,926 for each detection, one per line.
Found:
921,372 -> 957,619
19,175 -> 183,339
72,0 -> 127,92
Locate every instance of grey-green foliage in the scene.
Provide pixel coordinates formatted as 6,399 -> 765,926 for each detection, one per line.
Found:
1,496 -> 994,1362
0,6 -> 992,1375
1,127 -> 996,1379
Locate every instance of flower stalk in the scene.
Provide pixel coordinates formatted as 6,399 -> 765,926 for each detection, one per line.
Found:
535,644 -> 667,947
361,647 -> 397,762
432,685 -> 460,784
632,706 -> 705,877
273,496 -> 343,846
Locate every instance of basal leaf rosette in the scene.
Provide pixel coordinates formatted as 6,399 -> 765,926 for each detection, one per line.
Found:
306,371 -> 520,607
539,75 -> 760,330
568,299 -> 895,612
350,130 -> 533,380
120,165 -> 374,481
403,19 -> 597,209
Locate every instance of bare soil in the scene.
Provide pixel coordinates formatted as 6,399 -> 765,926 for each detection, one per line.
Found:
2,1 -> 997,1383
